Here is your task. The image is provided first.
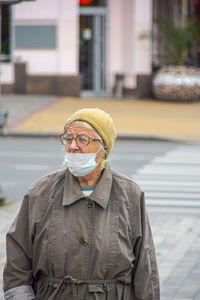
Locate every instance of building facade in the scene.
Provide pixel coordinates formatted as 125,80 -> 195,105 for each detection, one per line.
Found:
1,0 -> 198,97
1,0 -> 153,97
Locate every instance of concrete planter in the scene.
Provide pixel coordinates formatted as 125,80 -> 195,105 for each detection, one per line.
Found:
152,66 -> 200,102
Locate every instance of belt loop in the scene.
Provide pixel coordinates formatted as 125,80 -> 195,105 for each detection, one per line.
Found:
48,280 -> 54,293
48,279 -> 65,300
103,283 -> 108,300
104,268 -> 110,279
103,283 -> 108,292
50,263 -> 55,276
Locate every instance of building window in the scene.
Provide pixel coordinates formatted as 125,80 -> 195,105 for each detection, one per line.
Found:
1,5 -> 11,61
15,25 -> 57,49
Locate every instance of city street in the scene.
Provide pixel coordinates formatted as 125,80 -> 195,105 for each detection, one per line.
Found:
0,137 -> 200,299
0,137 -> 178,204
1,0 -> 200,299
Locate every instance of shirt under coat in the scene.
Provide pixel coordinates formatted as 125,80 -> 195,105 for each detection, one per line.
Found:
3,164 -> 160,300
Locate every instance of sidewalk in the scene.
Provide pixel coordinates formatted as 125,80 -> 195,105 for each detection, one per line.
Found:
1,94 -> 200,141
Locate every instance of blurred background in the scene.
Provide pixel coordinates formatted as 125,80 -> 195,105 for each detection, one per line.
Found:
1,0 -> 200,98
0,1 -> 200,300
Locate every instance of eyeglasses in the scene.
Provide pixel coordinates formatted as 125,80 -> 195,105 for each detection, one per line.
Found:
63,134 -> 101,147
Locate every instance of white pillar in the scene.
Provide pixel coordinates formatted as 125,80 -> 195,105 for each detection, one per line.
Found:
108,0 -> 123,92
108,0 -> 123,75
57,0 -> 79,75
133,0 -> 152,75
109,0 -> 152,92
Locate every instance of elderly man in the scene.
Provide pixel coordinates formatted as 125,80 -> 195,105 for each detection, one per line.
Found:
3,108 -> 160,300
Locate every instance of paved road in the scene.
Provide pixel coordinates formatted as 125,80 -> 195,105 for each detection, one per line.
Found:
0,138 -> 200,299
134,144 -> 200,209
0,137 -> 176,204
130,143 -> 200,300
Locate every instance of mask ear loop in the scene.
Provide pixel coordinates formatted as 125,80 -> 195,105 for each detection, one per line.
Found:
96,144 -> 107,170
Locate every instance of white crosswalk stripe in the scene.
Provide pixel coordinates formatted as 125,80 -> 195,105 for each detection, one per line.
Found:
132,145 -> 200,208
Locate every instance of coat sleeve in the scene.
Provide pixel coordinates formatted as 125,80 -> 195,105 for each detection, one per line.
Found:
4,286 -> 35,300
3,194 -> 36,299
132,192 -> 160,300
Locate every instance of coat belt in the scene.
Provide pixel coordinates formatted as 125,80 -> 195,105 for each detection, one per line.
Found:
40,275 -> 126,300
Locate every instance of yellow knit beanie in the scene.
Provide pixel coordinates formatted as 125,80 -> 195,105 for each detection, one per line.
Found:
65,108 -> 117,158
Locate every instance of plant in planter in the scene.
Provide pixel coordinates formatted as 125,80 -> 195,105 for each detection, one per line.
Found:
152,17 -> 200,102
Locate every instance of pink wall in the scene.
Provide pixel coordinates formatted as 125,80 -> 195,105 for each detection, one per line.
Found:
13,0 -> 79,76
108,0 -> 152,92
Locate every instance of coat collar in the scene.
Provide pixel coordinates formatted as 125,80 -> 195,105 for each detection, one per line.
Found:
62,164 -> 113,209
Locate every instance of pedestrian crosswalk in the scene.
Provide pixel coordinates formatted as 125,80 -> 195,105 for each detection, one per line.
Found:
132,145 -> 200,208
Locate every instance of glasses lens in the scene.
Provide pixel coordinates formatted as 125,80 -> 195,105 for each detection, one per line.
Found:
65,135 -> 73,145
77,135 -> 89,146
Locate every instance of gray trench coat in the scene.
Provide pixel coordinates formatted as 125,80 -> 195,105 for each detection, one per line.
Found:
3,165 -> 160,300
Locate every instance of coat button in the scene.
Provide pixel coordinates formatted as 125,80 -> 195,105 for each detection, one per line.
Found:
87,199 -> 93,208
80,238 -> 89,246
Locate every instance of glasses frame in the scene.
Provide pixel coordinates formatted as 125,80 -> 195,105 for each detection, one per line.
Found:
63,134 -> 102,148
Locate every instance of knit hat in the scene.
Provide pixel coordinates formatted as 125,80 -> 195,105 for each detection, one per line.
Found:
65,108 -> 117,158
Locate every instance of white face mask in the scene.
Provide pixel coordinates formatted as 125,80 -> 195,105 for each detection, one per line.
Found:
63,149 -> 101,177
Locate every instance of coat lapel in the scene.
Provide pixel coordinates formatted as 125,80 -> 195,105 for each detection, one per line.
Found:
62,164 -> 113,209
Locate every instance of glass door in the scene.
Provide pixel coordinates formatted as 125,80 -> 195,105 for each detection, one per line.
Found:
79,8 -> 106,95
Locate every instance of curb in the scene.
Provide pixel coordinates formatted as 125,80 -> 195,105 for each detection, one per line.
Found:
0,131 -> 196,144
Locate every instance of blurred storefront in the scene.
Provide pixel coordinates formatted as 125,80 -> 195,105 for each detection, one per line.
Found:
79,0 -> 107,95
2,0 -> 196,97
